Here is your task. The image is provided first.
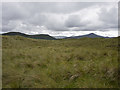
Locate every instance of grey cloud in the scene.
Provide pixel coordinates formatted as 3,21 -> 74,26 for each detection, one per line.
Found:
28,14 -> 47,26
2,25 -> 14,32
2,2 -> 118,36
2,3 -> 29,21
2,20 -> 23,32
21,2 -> 96,14
99,6 -> 118,29
65,4 -> 118,31
65,15 -> 87,28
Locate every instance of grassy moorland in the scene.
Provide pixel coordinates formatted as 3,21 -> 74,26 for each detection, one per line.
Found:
2,36 -> 119,88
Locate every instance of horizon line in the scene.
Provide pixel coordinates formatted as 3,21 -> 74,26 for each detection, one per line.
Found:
1,31 -> 118,37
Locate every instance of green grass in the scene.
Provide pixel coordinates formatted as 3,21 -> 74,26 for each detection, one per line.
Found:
2,36 -> 119,88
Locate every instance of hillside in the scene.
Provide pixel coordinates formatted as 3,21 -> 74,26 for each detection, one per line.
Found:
2,32 -> 56,40
65,33 -> 109,39
2,36 -> 119,88
53,36 -> 67,39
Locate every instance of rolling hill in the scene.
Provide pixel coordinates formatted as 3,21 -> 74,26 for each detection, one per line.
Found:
2,32 -> 112,40
2,32 -> 56,40
53,36 -> 67,39
65,33 -> 109,39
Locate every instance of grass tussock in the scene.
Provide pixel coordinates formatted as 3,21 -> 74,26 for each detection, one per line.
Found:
2,36 -> 119,88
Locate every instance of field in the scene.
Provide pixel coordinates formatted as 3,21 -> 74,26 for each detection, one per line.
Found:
2,36 -> 119,88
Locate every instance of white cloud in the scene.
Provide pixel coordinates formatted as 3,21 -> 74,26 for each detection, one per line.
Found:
2,2 -> 118,37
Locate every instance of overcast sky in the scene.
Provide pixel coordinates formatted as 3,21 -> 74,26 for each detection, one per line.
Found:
2,2 -> 118,37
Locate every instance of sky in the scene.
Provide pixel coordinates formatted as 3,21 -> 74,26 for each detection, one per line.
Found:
2,2 -> 118,37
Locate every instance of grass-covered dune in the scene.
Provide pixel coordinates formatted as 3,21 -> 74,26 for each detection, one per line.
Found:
2,36 -> 119,88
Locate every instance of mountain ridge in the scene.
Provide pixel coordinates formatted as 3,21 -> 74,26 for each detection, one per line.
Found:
2,32 -> 112,40
65,33 -> 110,39
2,32 -> 56,40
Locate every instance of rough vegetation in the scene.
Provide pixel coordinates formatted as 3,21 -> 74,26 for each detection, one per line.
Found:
2,35 -> 119,88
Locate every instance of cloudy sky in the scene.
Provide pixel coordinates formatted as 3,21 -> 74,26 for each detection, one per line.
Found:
2,2 -> 118,37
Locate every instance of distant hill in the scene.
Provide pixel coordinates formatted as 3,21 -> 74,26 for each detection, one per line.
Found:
65,33 -> 109,39
2,32 -> 112,40
2,32 -> 28,36
53,36 -> 67,39
2,32 -> 56,40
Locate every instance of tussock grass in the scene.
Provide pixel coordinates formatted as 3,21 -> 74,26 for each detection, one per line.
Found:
2,36 -> 119,88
